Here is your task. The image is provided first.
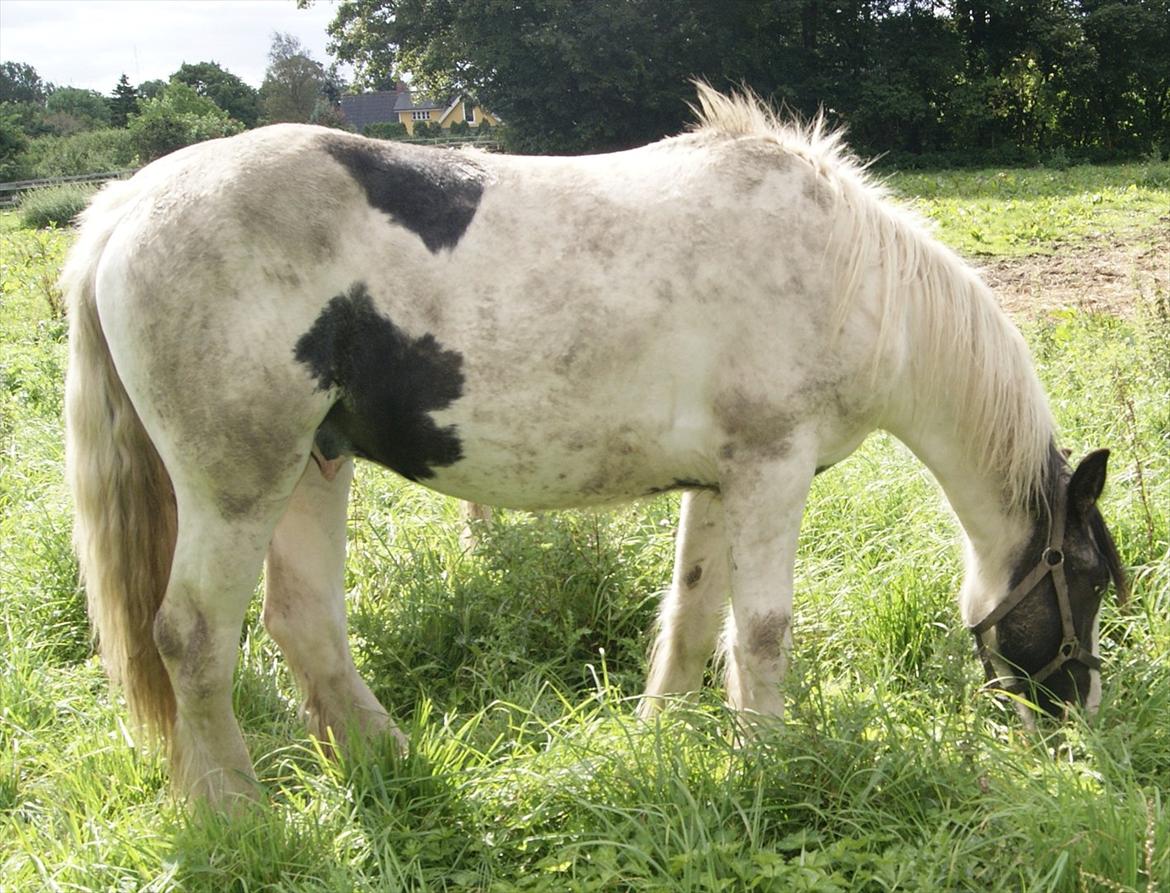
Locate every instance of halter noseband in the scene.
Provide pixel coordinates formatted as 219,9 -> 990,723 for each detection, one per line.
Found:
968,484 -> 1100,695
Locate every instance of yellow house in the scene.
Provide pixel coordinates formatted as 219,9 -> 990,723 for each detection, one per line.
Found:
340,84 -> 499,136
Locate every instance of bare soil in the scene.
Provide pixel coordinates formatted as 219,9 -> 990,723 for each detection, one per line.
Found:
978,223 -> 1168,319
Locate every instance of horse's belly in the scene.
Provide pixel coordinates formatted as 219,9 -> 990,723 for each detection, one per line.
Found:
422,410 -> 719,510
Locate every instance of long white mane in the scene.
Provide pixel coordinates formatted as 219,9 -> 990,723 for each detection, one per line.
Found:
689,84 -> 1055,509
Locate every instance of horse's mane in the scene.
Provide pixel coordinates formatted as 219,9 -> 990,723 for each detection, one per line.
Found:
688,83 -> 1055,510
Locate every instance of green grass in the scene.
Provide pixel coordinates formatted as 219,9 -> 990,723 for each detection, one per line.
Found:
2,163 -> 1168,891
888,162 -> 1170,256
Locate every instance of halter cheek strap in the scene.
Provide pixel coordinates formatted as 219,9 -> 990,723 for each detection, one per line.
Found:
968,486 -> 1100,694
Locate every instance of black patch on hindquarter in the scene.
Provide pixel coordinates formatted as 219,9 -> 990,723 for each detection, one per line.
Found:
294,282 -> 464,481
322,137 -> 485,253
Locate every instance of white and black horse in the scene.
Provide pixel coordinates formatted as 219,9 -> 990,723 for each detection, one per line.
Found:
63,86 -> 1125,805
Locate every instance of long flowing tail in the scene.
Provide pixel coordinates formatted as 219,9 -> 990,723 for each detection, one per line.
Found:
62,183 -> 178,742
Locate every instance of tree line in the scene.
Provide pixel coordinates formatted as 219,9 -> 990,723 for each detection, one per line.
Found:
328,0 -> 1169,164
4,1 -> 1167,181
0,33 -> 344,181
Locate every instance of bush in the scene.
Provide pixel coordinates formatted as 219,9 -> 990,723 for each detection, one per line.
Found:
25,128 -> 135,177
17,183 -> 97,229
42,88 -> 111,137
128,82 -> 244,163
363,121 -> 408,140
1,113 -> 30,180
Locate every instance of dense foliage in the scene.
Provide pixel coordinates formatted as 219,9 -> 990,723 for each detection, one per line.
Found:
172,62 -> 261,128
329,0 -> 1170,159
6,2 -> 1166,176
126,82 -> 244,163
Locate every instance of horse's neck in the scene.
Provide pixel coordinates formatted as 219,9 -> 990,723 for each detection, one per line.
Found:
871,243 -> 1054,624
893,414 -> 1044,624
881,348 -> 1054,627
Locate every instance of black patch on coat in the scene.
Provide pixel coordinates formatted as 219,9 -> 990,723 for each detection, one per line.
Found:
322,136 -> 485,253
294,282 -> 464,481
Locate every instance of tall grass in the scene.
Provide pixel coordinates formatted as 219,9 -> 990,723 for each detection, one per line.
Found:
16,183 -> 98,230
1,164 -> 1167,891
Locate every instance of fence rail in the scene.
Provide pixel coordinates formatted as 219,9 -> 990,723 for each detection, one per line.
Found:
398,137 -> 503,152
0,170 -> 136,208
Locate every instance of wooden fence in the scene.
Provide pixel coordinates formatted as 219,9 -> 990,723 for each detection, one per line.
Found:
0,170 -> 135,208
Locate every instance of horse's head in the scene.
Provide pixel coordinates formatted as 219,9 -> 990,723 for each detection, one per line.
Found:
971,449 -> 1126,719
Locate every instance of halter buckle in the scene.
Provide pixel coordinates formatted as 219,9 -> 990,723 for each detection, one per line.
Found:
1043,547 -> 1064,567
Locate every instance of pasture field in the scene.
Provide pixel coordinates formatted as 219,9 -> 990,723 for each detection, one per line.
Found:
1,163 -> 1168,892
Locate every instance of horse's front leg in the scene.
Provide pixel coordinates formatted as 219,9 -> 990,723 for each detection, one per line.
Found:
640,490 -> 729,716
718,440 -> 817,718
459,500 -> 495,550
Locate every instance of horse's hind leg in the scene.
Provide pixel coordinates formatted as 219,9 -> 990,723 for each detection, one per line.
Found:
263,459 -> 403,749
153,491 -> 286,804
639,490 -> 729,716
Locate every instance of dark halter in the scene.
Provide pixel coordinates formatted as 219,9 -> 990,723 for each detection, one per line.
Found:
968,483 -> 1100,695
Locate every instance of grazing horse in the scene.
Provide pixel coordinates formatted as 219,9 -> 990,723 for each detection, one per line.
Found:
63,86 -> 1125,805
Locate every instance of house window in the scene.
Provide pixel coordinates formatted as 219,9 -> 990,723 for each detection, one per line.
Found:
412,110 -> 430,121
464,102 -> 474,123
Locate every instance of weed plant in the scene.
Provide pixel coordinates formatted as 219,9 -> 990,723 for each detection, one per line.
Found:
1,167 -> 1167,891
16,183 -> 98,230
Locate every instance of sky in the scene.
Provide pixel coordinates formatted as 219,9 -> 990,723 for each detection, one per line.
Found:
0,0 -> 349,93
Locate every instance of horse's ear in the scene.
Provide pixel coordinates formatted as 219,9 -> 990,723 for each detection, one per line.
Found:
1068,449 -> 1109,516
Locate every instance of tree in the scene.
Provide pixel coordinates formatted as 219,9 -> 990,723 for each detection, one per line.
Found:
137,79 -> 168,101
328,0 -> 773,152
1,61 -> 51,137
110,75 -> 140,127
1074,0 -> 1170,157
326,0 -> 1170,160
0,61 -> 49,105
128,81 -> 244,162
172,61 -> 261,127
0,111 -> 30,180
45,87 -> 111,134
260,32 -> 328,123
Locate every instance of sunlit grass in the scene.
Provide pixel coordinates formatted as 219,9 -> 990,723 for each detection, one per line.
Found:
889,162 -> 1170,256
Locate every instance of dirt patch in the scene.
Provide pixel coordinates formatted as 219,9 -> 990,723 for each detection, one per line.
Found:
977,223 -> 1168,319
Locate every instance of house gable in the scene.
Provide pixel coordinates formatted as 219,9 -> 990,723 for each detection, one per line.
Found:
340,84 -> 498,136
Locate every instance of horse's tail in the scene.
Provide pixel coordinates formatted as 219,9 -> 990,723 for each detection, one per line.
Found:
63,181 -> 179,743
